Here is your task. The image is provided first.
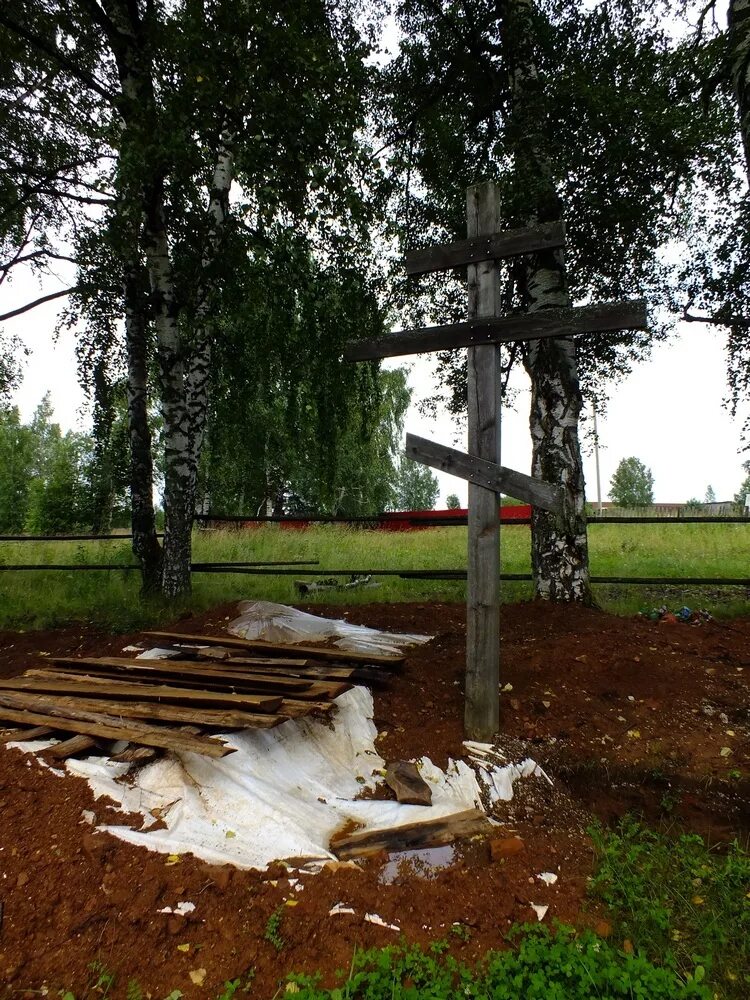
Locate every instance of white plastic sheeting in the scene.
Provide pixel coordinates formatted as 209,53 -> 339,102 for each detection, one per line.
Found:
64,688 -> 484,869
228,601 -> 432,656
464,741 -> 553,805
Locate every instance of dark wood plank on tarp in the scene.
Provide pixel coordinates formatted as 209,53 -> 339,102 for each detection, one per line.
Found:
143,631 -> 406,668
329,808 -> 492,859
404,220 -> 566,276
0,691 -> 235,758
405,433 -> 563,513
344,299 -> 648,362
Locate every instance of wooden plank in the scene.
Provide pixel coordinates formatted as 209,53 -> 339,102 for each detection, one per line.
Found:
405,433 -> 563,513
465,181 -> 502,743
404,220 -> 565,276
330,808 -> 492,859
277,699 -> 336,718
143,632 -> 406,668
43,661 -> 350,701
0,674 -> 283,713
110,745 -> 159,763
45,734 -> 100,760
343,299 -> 648,361
19,693 -> 284,730
0,725 -> 54,742
48,657 -> 314,693
0,692 -> 235,758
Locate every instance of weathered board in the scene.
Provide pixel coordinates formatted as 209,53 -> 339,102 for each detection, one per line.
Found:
405,433 -> 563,514
49,657 -> 315,692
465,182 -> 502,742
344,299 -> 648,361
0,673 -> 283,713
404,220 -> 565,276
330,808 -> 492,859
0,691 -> 235,757
25,693 -> 284,730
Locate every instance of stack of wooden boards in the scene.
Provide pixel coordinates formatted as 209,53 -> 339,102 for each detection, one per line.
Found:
0,630 -> 404,763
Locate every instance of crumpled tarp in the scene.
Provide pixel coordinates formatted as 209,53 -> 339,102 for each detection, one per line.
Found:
228,600 -> 433,656
64,688 -> 482,868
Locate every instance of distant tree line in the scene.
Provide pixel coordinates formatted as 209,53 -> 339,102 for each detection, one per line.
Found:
0,394 -> 129,534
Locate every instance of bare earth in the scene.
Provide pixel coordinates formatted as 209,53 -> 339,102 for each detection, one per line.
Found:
1,600 -> 749,997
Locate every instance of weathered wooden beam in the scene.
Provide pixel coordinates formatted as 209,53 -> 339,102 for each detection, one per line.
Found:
404,221 -> 565,276
48,657 -> 315,692
344,299 -> 647,361
26,693 -> 284,730
0,673 -> 283,713
465,181 -> 502,742
330,808 -> 492,859
405,434 -> 563,514
0,691 -> 235,758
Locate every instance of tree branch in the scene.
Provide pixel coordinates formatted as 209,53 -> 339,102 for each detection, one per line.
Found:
0,287 -> 78,323
0,10 -> 117,104
682,309 -> 750,329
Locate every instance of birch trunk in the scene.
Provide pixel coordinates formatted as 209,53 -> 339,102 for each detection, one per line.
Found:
508,0 -> 593,604
185,133 -> 234,515
729,0 -> 750,188
108,3 -> 192,599
143,183 -> 193,599
123,257 -> 163,593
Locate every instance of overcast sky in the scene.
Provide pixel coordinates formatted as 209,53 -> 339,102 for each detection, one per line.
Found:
4,261 -> 749,508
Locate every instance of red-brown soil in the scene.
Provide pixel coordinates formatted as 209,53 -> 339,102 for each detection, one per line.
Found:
1,600 -> 749,998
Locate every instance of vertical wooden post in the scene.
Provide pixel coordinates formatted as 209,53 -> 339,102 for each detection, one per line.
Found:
465,182 -> 502,740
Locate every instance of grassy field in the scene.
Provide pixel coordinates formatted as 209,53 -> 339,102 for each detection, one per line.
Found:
0,521 -> 749,630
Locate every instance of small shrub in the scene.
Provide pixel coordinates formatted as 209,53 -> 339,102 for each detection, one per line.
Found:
265,906 -> 285,951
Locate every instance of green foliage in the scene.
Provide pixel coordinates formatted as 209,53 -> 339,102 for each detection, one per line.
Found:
383,0 -> 740,415
609,457 -> 654,507
734,461 -> 750,511
390,457 -> 439,511
287,927 -> 710,999
264,905 -> 285,951
705,485 -> 716,504
590,818 -> 750,997
0,395 -> 120,534
445,494 -> 460,510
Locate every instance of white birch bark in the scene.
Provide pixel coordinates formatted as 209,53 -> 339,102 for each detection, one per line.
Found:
508,0 -> 593,604
186,131 -> 234,513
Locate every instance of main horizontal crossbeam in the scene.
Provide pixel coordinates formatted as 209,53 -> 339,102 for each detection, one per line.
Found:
344,299 -> 647,362
405,434 -> 563,513
404,221 -> 566,276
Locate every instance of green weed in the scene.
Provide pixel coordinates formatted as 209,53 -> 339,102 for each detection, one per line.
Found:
264,905 -> 285,951
589,817 -> 750,997
287,925 -> 710,998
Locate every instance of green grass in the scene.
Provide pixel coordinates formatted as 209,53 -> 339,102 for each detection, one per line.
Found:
0,522 -> 748,630
590,818 -> 750,998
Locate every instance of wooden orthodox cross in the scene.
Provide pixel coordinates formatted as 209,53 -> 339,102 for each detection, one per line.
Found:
345,182 -> 647,740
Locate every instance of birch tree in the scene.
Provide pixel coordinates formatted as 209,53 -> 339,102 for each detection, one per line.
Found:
2,0 -> 382,598
385,0 -> 735,602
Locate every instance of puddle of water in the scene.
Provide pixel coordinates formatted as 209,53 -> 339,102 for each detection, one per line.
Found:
379,844 -> 456,884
